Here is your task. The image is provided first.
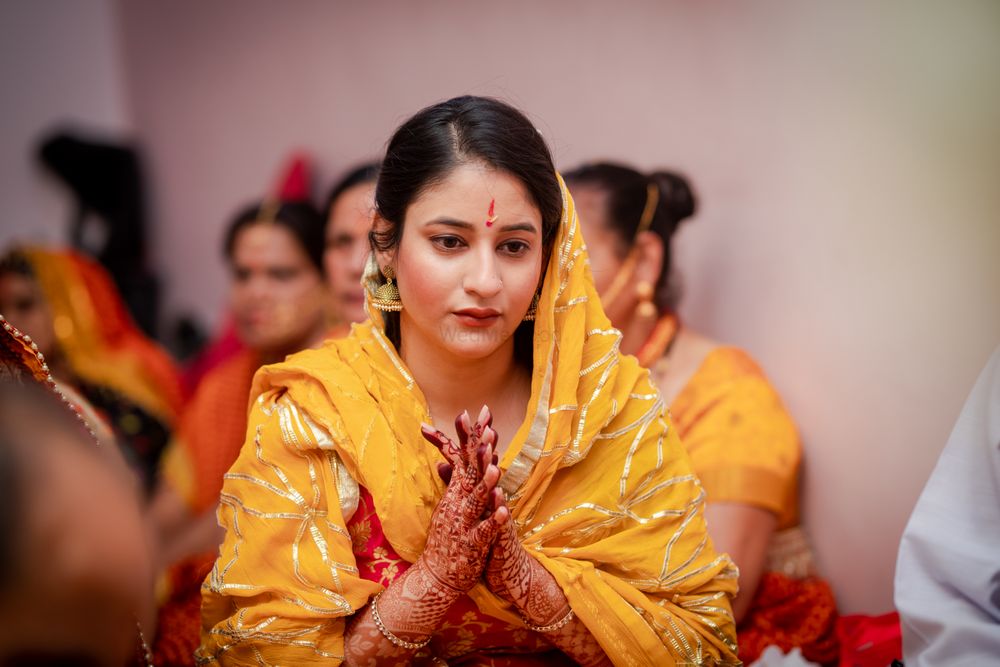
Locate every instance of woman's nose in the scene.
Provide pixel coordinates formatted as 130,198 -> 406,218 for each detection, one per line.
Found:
463,249 -> 502,298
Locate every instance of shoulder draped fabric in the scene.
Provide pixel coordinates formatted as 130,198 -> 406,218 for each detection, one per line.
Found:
198,176 -> 740,665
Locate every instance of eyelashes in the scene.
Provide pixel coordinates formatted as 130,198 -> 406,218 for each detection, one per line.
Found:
430,235 -> 531,257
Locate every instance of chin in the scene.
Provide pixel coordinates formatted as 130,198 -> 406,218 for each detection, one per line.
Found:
245,333 -> 289,354
437,325 -> 511,360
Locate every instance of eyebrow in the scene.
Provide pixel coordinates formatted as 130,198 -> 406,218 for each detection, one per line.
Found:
425,217 -> 538,234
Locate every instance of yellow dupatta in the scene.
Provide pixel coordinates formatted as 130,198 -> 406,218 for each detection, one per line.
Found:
199,176 -> 739,665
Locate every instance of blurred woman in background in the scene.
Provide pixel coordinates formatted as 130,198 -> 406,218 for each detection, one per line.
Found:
145,199 -> 337,665
323,161 -> 380,327
0,247 -> 182,493
566,162 -> 839,665
152,199 -> 335,565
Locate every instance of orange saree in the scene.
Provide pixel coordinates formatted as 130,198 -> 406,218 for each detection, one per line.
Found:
161,348 -> 260,513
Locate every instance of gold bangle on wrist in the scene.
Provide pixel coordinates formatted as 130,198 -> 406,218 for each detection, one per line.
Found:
370,591 -> 432,650
522,607 -> 575,633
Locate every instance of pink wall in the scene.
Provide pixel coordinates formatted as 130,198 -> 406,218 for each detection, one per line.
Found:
0,0 -> 132,244
6,0 -> 1000,614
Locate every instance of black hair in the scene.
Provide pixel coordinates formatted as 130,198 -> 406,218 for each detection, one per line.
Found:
223,201 -> 326,274
322,162 -> 381,221
563,162 -> 697,312
0,249 -> 35,280
371,96 -> 562,366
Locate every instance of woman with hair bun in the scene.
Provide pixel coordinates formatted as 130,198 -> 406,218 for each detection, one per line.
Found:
566,163 -> 839,665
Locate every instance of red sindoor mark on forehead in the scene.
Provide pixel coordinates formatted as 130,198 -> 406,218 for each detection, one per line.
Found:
486,199 -> 497,227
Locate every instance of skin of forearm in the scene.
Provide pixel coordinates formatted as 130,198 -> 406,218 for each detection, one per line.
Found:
487,530 -> 610,665
541,616 -> 613,667
511,558 -> 610,666
343,559 -> 462,663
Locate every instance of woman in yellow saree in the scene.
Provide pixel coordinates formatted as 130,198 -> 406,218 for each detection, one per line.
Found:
199,97 -> 739,665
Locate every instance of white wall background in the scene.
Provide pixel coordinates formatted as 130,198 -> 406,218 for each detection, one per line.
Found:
3,0 -> 999,614
0,0 -> 132,244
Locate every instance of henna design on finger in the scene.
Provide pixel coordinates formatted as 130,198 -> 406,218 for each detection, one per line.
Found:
421,423 -> 463,468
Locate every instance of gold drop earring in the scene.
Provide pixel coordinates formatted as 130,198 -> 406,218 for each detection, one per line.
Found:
635,281 -> 657,320
522,292 -> 540,322
372,265 -> 403,312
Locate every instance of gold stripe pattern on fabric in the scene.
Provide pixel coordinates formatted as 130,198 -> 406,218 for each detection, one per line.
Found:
299,406 -> 361,522
371,323 -> 414,389
199,393 -> 363,663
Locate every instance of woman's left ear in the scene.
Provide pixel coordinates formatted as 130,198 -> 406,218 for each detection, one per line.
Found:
633,231 -> 665,286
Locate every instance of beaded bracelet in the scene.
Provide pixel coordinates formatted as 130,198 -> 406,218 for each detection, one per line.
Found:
523,607 -> 575,633
370,592 -> 432,650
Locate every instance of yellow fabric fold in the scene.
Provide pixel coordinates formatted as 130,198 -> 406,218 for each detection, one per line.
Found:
199,176 -> 740,665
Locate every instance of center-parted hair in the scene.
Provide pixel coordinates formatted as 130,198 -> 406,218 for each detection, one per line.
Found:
372,96 -> 561,254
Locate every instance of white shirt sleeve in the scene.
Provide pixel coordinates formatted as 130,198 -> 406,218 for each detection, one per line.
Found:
895,345 -> 1000,666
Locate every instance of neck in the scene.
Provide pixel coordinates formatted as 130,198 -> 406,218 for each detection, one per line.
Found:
400,325 -> 527,430
616,308 -> 663,357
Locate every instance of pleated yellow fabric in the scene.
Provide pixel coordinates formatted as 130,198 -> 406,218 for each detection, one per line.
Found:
198,176 -> 740,665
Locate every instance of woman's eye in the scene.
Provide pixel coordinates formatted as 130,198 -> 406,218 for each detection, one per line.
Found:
500,240 -> 530,256
432,235 -> 465,250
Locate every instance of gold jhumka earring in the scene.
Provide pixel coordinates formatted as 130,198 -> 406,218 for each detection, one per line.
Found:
522,292 -> 540,322
372,265 -> 403,312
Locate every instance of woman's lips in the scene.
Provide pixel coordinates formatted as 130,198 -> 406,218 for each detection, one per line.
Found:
454,308 -> 501,327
